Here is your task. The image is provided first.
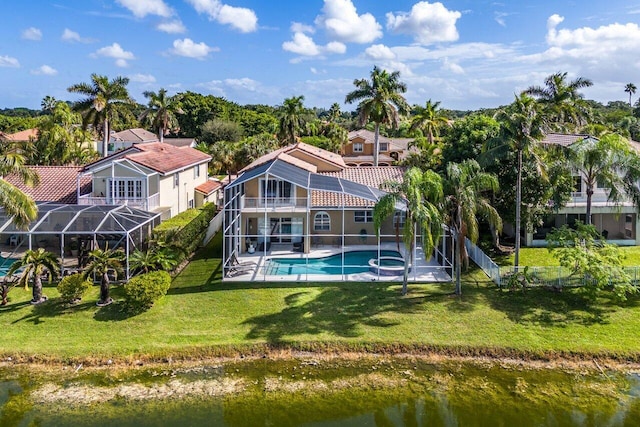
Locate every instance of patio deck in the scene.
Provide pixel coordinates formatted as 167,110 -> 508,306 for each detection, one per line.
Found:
225,243 -> 451,283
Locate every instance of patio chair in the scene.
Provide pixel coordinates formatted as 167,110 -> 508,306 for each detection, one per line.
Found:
231,253 -> 257,267
226,263 -> 254,277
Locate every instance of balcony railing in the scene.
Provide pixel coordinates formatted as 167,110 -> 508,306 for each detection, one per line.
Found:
78,193 -> 160,211
243,197 -> 307,209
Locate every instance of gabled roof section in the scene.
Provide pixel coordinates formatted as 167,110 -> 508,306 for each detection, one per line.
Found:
110,128 -> 158,143
5,128 -> 38,141
195,179 -> 223,195
3,166 -> 91,204
240,141 -> 345,173
82,146 -> 142,172
163,137 -> 196,148
540,133 -> 595,147
126,143 -> 212,175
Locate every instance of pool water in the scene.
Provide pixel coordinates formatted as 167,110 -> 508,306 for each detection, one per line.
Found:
265,250 -> 403,275
0,257 -> 18,277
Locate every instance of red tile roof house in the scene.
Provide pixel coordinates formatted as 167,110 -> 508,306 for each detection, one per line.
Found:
520,133 -> 640,247
3,166 -> 91,204
78,142 -> 212,219
222,142 -> 453,282
343,129 -> 416,166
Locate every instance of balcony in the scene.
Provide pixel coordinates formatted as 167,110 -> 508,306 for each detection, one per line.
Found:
78,193 -> 160,211
242,197 -> 307,211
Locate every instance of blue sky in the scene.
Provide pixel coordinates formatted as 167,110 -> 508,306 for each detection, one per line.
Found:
1,0 -> 640,111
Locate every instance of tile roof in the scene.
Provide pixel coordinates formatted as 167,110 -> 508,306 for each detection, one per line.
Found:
313,166 -> 405,208
110,128 -> 158,143
240,141 -> 345,172
278,153 -> 317,173
540,133 -> 593,147
3,166 -> 91,204
347,129 -> 415,161
195,179 -> 223,195
342,154 -> 396,164
5,128 -> 38,141
163,137 -> 196,148
125,142 -> 211,174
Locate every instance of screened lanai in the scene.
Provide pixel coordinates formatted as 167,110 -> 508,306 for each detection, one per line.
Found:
223,159 -> 453,282
0,203 -> 161,279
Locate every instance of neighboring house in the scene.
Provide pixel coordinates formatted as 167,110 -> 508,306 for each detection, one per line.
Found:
163,137 -> 197,149
108,128 -> 158,154
525,133 -> 640,246
3,128 -> 38,142
195,179 -> 224,208
343,129 -> 415,166
78,142 -> 212,219
223,142 -> 452,281
4,166 -> 91,204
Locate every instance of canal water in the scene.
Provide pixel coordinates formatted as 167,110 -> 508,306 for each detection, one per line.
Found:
1,357 -> 639,426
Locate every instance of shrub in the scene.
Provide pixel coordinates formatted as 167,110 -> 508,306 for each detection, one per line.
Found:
57,273 -> 92,303
152,203 -> 217,262
124,271 -> 171,310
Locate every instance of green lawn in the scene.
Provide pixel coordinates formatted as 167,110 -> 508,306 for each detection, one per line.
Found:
496,246 -> 640,267
2,233 -> 640,361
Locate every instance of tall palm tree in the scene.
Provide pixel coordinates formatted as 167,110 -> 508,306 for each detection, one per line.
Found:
277,95 -> 307,145
493,94 -> 547,269
442,160 -> 502,295
625,83 -> 637,107
524,71 -> 593,131
374,168 -> 443,295
328,102 -> 342,122
67,74 -> 134,157
409,99 -> 450,144
0,135 -> 39,229
7,248 -> 60,305
568,134 -> 640,225
83,246 -> 124,306
139,88 -> 184,142
345,66 -> 409,166
40,95 -> 58,114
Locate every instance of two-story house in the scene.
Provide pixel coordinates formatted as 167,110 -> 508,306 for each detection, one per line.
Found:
526,133 -> 640,246
343,129 -> 415,166
78,142 -> 212,218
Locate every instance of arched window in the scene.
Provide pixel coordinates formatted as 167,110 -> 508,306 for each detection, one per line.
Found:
314,211 -> 330,231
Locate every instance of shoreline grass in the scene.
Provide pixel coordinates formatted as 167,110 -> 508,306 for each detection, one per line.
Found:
2,233 -> 640,365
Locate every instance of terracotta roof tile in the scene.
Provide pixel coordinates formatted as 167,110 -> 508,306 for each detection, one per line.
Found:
195,179 -> 223,195
110,128 -> 158,143
312,166 -> 405,208
124,143 -> 211,174
240,142 -> 345,173
3,166 -> 90,204
5,128 -> 38,141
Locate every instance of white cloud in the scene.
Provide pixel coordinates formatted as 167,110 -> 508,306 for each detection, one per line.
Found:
129,73 -> 156,83
61,28 -> 94,43
315,0 -> 382,44
169,38 -> 216,59
115,0 -> 172,18
442,59 -> 464,74
291,22 -> 315,34
157,20 -> 186,33
386,1 -> 461,45
364,44 -> 396,60
92,43 -> 135,67
0,55 -> 20,68
282,32 -> 347,57
21,27 -> 42,41
30,65 -> 58,75
225,77 -> 262,92
186,0 -> 258,33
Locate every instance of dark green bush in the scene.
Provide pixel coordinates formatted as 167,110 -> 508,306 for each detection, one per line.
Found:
57,273 -> 92,303
123,271 -> 171,309
152,203 -> 217,262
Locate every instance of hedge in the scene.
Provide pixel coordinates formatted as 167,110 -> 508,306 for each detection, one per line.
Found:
57,273 -> 92,303
152,203 -> 217,262
123,271 -> 171,310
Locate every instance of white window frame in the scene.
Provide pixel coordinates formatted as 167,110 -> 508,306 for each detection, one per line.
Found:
259,178 -> 294,205
379,142 -> 389,152
109,178 -> 144,200
353,142 -> 364,152
354,210 -> 373,223
314,211 -> 331,231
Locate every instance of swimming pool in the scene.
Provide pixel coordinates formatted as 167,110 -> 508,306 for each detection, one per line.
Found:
265,250 -> 403,275
0,257 -> 18,277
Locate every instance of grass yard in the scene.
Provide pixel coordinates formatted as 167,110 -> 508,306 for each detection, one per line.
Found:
2,233 -> 640,361
496,246 -> 640,267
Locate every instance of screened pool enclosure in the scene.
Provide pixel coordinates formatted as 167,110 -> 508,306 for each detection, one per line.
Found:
0,203 -> 161,279
223,159 -> 454,282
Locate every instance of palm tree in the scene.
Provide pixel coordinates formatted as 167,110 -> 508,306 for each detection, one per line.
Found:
139,88 -> 183,142
373,168 -> 443,295
442,160 -> 502,295
129,247 -> 179,275
345,66 -> 409,166
625,83 -> 637,106
524,71 -> 593,130
409,99 -> 450,144
568,134 -> 640,225
40,95 -> 58,114
277,95 -> 306,145
493,94 -> 547,269
83,246 -> 124,306
328,102 -> 341,122
0,135 -> 39,229
67,74 -> 134,157
7,248 -> 60,304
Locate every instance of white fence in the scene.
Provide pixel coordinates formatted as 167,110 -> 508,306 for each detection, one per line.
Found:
464,238 -> 501,286
201,210 -> 223,246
